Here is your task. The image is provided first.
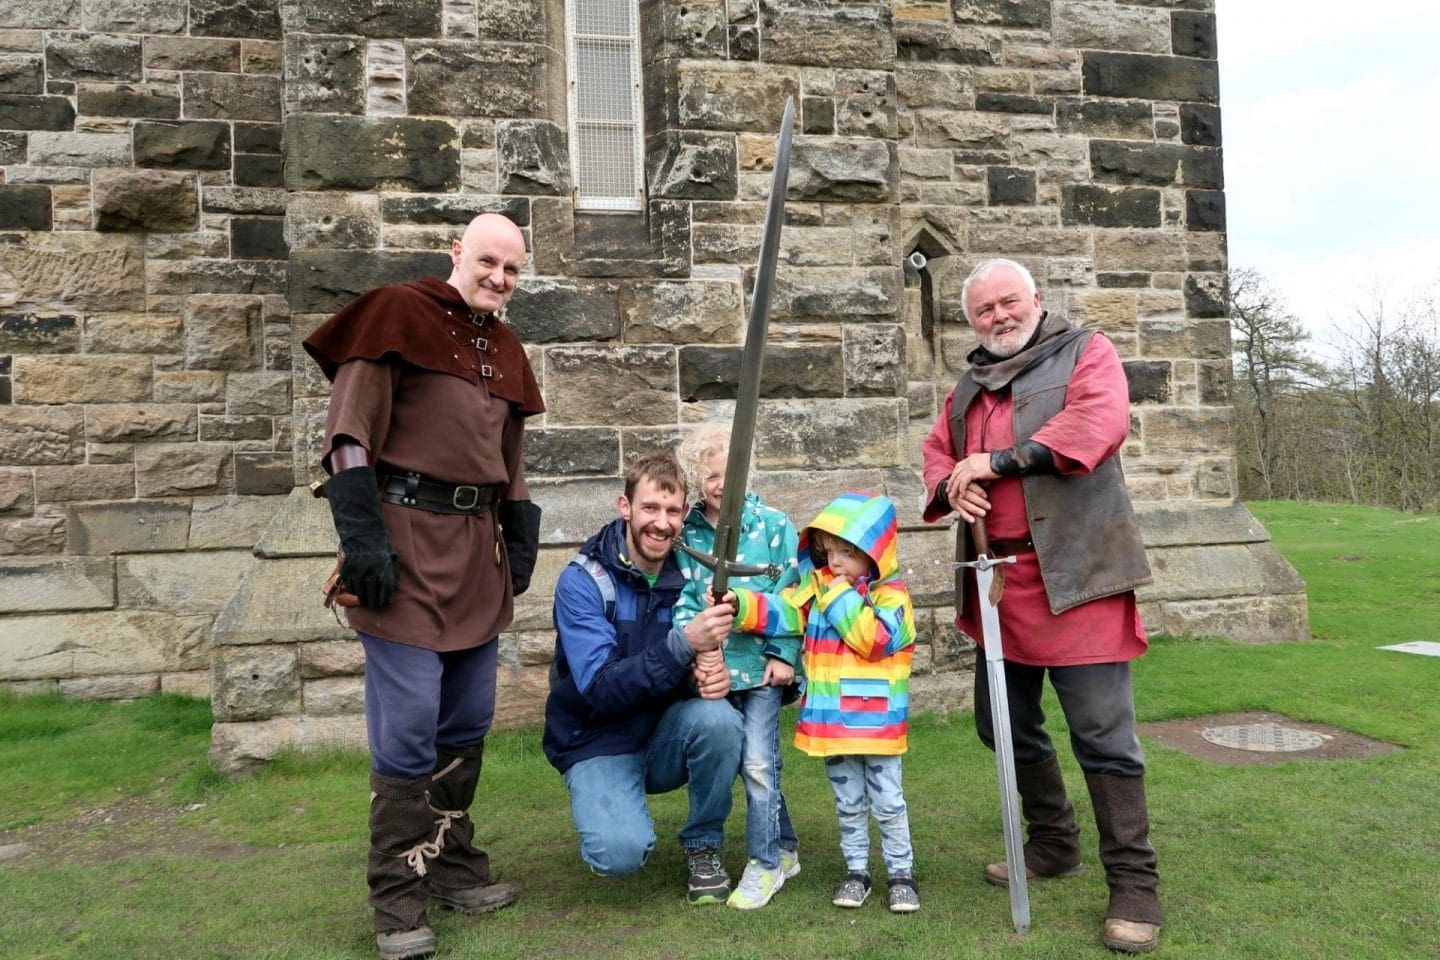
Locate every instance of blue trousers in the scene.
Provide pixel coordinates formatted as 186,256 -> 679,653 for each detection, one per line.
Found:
562,697 -> 742,876
732,684 -> 799,869
825,754 -> 914,876
973,651 -> 1146,776
360,632 -> 498,779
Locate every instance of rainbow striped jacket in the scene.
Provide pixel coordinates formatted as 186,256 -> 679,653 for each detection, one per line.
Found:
731,492 -> 915,757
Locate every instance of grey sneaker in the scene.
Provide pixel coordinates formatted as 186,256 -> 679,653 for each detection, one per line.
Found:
832,871 -> 872,908
888,875 -> 920,913
780,847 -> 801,879
376,925 -> 436,960
685,847 -> 730,904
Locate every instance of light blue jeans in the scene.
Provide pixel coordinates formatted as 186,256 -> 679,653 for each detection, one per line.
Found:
562,697 -> 742,876
732,684 -> 799,869
824,754 -> 914,876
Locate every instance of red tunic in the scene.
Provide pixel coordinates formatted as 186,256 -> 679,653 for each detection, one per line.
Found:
921,335 -> 1147,666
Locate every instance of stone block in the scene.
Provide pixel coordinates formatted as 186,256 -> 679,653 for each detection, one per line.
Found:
45,33 -> 141,82
80,0 -> 186,33
494,664 -> 548,729
0,469 -> 32,516
1140,317 -> 1228,359
226,371 -> 290,416
199,413 -> 271,442
231,218 -> 288,259
771,265 -> 901,319
0,93 -> 74,130
1184,272 -> 1226,319
188,494 -> 284,550
185,295 -> 262,370
1140,407 -> 1231,456
190,0 -> 281,39
1082,51 -> 1219,103
754,398 -> 906,469
843,323 -> 905,397
133,119 -> 231,169
0,184 -> 51,230
212,645 -> 300,721
0,405 -> 84,466
0,555 -> 113,613
496,119 -> 569,195
759,0 -> 894,68
59,673 -> 161,700
117,548 -> 253,615
64,499 -> 189,554
13,355 -> 151,404
895,21 -> 996,67
284,193 -> 381,250
142,36 -> 240,72
953,0 -> 1049,27
1186,189 -> 1225,232
912,109 -> 1008,153
379,193 -> 529,227
801,96 -> 834,134
234,122 -> 280,154
27,131 -> 129,167
526,476 -> 631,546
1054,1 -> 1169,53
532,198 -> 690,279
0,609 -> 206,680
0,312 -> 79,353
974,93 -> 1051,114
74,80 -> 181,123
986,166 -> 1035,206
199,186 -> 285,216
1062,184 -> 1161,227
788,137 -> 898,203
298,639 -> 365,678
302,676 -> 364,716
210,714 -> 367,775
544,346 -> 676,426
1,515 -> 66,555
287,250 -> 452,315
646,130 -> 737,201
284,115 -> 460,192
676,62 -> 799,132
182,71 -> 280,122
235,154 -> 282,188
161,670 -> 211,697
1056,98 -> 1153,140
153,371 -> 226,404
407,40 -> 553,118
235,452 -> 293,495
1180,102 -> 1221,147
0,131 -> 26,163
1124,359 -> 1171,404
32,464 -> 135,502
0,0 -> 80,28
679,344 -> 841,401
133,444 -> 230,497
1090,140 -> 1222,188
1171,11 -> 1216,59
93,169 -> 198,232
646,0 -> 726,58
282,0 -> 440,37
1095,229 -> 1186,273
282,35 -> 364,115
620,280 -> 741,344
211,555 -> 353,644
523,428 -> 620,477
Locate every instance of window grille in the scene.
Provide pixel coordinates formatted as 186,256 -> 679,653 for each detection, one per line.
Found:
566,0 -> 645,212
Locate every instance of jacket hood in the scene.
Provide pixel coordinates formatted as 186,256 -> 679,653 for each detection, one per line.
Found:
798,491 -> 900,583
408,275 -> 484,316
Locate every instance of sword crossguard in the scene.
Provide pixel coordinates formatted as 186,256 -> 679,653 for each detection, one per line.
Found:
675,542 -> 781,581
950,554 -> 1019,573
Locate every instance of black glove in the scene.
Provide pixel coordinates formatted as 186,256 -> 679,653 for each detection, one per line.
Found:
497,499 -> 541,596
324,466 -> 399,608
990,439 -> 1057,477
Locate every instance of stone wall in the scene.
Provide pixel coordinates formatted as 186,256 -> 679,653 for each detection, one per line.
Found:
0,0 -> 1308,772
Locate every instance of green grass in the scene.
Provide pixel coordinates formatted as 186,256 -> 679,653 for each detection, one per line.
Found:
1,500 -> 1437,959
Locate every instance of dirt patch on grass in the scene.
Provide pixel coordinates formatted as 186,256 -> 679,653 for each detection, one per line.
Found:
0,795 -> 263,868
1138,711 -> 1400,766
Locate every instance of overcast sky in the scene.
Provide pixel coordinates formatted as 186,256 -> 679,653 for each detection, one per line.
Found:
1215,0 -> 1440,346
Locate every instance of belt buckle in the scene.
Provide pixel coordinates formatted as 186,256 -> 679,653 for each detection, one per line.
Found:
452,484 -> 481,510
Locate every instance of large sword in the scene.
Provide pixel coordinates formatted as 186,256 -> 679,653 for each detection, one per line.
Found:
677,97 -> 794,595
953,517 -> 1028,934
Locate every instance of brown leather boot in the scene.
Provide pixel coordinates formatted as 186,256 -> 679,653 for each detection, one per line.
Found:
984,753 -> 1085,886
1086,772 -> 1161,953
368,772 -> 438,960
426,742 -> 518,915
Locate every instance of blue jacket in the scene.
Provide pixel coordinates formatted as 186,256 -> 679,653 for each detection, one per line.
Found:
543,518 -> 697,774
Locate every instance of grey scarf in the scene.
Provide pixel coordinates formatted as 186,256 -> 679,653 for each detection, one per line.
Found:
966,311 -> 1089,390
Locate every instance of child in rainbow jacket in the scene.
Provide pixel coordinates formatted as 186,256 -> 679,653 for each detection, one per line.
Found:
719,491 -> 920,913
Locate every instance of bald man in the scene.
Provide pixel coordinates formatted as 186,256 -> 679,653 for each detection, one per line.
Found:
304,213 -> 545,960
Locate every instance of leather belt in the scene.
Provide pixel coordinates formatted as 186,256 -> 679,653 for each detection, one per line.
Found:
379,471 -> 499,515
986,536 -> 1035,557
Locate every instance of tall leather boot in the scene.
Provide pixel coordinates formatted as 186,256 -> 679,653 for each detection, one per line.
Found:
1086,772 -> 1162,954
984,753 -> 1085,886
426,742 -> 518,914
368,773 -> 440,960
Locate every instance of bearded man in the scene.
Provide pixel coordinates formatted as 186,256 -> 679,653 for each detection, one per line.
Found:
543,449 -> 743,905
920,258 -> 1163,953
303,213 -> 543,960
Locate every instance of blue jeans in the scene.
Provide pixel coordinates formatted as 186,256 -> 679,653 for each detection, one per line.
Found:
562,697 -> 742,876
825,754 -> 913,876
973,652 -> 1146,776
360,632 -> 497,779
731,684 -> 799,869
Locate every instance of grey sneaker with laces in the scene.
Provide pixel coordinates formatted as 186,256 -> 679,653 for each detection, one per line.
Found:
887,875 -> 920,913
685,847 -> 730,904
832,871 -> 872,908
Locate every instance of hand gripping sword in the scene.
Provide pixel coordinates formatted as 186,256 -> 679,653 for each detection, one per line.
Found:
952,516 -> 1028,934
676,97 -> 795,594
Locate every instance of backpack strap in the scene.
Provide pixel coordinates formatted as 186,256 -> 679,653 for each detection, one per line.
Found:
570,553 -> 616,623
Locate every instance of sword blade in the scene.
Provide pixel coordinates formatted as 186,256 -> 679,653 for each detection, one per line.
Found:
712,96 -> 794,596
976,562 -> 1031,934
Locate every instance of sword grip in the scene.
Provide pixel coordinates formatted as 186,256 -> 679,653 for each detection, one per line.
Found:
970,517 -> 1006,605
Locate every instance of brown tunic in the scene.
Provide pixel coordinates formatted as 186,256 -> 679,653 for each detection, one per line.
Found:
307,277 -> 543,653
